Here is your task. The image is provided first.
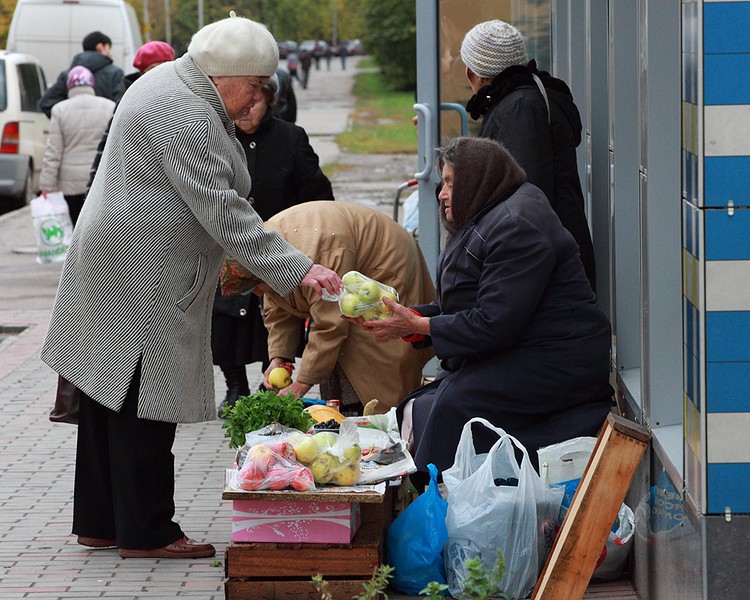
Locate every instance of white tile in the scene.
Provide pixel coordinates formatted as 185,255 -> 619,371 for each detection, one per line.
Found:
707,413 -> 750,463
705,105 -> 750,156
705,260 -> 750,310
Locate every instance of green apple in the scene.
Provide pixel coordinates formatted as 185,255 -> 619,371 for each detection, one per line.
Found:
361,307 -> 381,321
342,271 -> 364,287
340,292 -> 363,317
313,431 -> 337,448
342,443 -> 361,463
357,280 -> 380,302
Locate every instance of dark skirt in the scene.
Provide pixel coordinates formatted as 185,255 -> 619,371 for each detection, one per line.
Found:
211,290 -> 269,366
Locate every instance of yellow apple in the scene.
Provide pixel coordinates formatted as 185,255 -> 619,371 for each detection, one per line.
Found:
340,292 -> 364,317
310,454 -> 333,483
268,367 -> 292,389
331,463 -> 360,486
293,437 -> 320,464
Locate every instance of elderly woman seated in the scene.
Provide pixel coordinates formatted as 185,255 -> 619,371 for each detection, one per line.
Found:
350,136 -> 614,488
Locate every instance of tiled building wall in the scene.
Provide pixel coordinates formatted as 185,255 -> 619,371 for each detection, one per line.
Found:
684,0 -> 750,515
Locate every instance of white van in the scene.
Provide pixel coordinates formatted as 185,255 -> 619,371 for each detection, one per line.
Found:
6,0 -> 143,83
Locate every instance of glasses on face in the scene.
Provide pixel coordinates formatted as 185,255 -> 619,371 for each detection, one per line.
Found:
246,78 -> 267,93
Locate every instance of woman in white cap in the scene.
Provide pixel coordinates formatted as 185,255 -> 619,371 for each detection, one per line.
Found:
41,13 -> 341,560
460,19 -> 597,292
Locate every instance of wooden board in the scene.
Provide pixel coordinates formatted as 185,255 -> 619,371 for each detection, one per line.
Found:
532,413 -> 650,600
226,512 -> 385,578
226,577 -> 372,599
222,485 -> 386,503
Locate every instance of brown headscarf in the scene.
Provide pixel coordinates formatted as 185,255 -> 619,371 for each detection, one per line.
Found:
438,137 -> 526,232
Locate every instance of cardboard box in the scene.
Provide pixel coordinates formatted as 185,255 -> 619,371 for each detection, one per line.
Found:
232,499 -> 361,544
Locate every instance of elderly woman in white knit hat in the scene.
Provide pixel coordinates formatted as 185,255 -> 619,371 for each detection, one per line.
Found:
41,13 -> 342,560
460,19 -> 597,293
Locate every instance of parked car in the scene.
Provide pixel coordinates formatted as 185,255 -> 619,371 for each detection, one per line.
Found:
300,40 -> 330,59
0,51 -> 48,213
277,40 -> 298,59
7,0 -> 143,79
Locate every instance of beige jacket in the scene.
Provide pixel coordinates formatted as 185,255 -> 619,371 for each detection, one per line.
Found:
40,86 -> 115,195
263,202 -> 436,412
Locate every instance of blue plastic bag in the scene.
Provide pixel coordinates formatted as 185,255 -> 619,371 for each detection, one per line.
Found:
387,463 -> 449,595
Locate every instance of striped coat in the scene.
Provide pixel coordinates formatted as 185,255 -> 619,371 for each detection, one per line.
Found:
41,55 -> 313,423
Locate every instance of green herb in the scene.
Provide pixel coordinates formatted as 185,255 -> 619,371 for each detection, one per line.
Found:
222,390 -> 314,449
353,565 -> 393,599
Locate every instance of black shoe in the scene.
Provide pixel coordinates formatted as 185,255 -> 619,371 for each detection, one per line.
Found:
218,365 -> 249,417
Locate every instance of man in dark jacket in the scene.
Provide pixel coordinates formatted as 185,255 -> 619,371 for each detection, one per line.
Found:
460,20 -> 597,292
39,31 -> 126,118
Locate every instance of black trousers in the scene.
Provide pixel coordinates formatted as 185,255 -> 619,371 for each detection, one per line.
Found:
64,193 -> 85,225
72,365 -> 183,549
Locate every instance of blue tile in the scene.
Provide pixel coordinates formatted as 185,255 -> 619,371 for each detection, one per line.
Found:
707,362 -> 750,412
705,54 -> 750,104
705,3 -> 750,54
706,312 -> 750,362
705,157 -> 750,208
707,463 -> 750,514
705,208 -> 750,259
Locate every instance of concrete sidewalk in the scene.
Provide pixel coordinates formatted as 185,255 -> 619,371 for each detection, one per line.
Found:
0,55 -> 419,599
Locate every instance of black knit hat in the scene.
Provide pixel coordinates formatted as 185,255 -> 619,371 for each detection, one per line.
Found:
82,31 -> 112,51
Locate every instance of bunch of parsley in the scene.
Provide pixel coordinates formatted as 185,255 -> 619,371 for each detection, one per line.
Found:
222,390 -> 314,449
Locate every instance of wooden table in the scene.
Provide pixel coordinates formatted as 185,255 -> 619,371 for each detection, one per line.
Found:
223,485 -> 394,599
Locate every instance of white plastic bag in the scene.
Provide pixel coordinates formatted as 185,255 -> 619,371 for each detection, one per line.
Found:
443,418 -> 564,600
537,436 -> 597,486
593,503 -> 635,580
30,192 -> 73,263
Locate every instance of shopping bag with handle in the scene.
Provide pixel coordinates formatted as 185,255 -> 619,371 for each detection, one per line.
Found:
443,418 -> 564,600
30,192 -> 73,264
387,463 -> 448,594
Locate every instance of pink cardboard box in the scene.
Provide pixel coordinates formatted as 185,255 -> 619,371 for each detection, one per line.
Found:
232,499 -> 361,544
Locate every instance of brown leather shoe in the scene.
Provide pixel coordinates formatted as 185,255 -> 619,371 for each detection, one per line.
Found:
77,536 -> 117,548
118,536 -> 216,559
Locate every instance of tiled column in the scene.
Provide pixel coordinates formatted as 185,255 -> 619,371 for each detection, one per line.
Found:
683,0 -> 750,516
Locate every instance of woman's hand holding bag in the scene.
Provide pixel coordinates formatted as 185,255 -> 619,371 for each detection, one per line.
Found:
443,418 -> 564,600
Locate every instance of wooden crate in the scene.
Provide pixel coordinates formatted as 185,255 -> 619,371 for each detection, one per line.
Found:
224,487 -> 393,599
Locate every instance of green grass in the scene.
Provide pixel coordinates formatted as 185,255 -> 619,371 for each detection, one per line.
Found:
336,69 -> 417,154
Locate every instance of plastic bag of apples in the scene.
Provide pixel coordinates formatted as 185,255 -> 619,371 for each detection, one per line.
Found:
237,438 -> 315,492
336,270 -> 400,321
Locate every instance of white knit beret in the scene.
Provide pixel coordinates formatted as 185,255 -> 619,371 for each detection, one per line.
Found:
460,20 -> 528,78
188,12 -> 278,77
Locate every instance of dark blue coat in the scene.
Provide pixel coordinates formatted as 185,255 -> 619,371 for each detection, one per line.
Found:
399,182 -> 612,474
